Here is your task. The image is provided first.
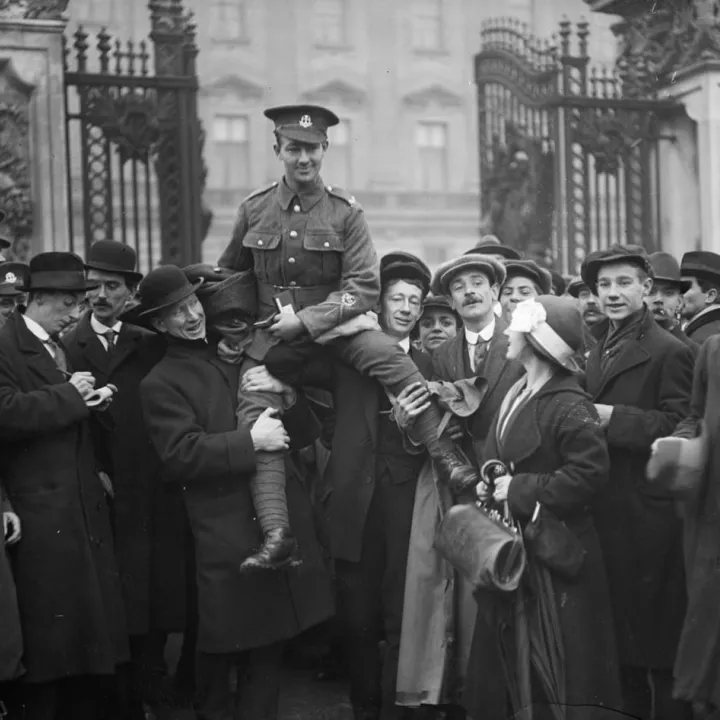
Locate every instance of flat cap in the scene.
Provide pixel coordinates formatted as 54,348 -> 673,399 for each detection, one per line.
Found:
581,244 -> 653,294
431,254 -> 506,297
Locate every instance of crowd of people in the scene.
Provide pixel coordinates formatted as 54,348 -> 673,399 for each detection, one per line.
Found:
1,103 -> 720,720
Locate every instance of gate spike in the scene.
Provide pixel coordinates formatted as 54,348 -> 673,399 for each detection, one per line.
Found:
97,27 -> 112,74
127,39 -> 135,76
559,17 -> 572,56
139,39 -> 149,76
114,38 -> 123,75
577,18 -> 590,59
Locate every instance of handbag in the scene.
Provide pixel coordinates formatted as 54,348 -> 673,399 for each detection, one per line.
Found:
434,460 -> 526,592
523,502 -> 586,580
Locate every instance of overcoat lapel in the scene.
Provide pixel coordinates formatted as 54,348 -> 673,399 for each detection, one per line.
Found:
588,337 -> 651,400
13,313 -> 65,387
72,313 -> 111,377
108,324 -> 142,374
482,322 -> 511,398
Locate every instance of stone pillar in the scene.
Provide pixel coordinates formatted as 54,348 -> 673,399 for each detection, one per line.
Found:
0,1 -> 69,258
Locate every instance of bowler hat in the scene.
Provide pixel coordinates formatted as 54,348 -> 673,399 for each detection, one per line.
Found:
26,252 -> 90,292
85,240 -> 143,284
581,244 -> 653,295
380,251 -> 431,295
680,250 -> 720,285
649,252 -> 690,293
431,254 -> 506,297
508,295 -> 583,373
464,235 -> 521,260
0,261 -> 29,290
566,276 -> 590,299
264,104 -> 339,145
185,265 -> 258,322
504,260 -> 553,295
135,265 -> 203,317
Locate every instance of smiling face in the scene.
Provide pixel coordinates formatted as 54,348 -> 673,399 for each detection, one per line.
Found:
153,293 -> 206,341
417,306 -> 458,352
275,135 -> 327,188
647,279 -> 683,325
379,279 -> 424,341
447,270 -> 497,327
596,261 -> 651,323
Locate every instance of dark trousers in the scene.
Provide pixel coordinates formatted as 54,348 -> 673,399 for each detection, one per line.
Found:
621,666 -> 692,720
335,474 -> 417,720
14,676 -> 105,720
194,643 -> 283,720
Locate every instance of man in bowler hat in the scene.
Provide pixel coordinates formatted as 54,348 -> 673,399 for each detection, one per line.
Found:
680,250 -> 720,343
136,265 -> 334,720
64,241 -> 192,718
0,252 -> 128,720
218,104 -> 481,496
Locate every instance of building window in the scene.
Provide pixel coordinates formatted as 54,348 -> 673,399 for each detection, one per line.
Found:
322,119 -> 352,188
416,122 -> 448,192
314,0 -> 347,47
211,115 -> 250,189
411,0 -> 444,52
210,0 -> 247,42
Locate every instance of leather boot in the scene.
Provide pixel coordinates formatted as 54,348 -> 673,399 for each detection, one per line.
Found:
240,528 -> 301,571
434,447 -> 480,495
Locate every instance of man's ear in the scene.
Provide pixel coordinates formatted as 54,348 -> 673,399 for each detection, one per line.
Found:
707,287 -> 718,306
322,140 -> 329,152
491,284 -> 500,302
642,277 -> 654,297
273,143 -> 281,159
150,316 -> 165,333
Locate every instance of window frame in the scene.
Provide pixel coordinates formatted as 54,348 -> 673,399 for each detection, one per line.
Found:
211,114 -> 251,190
313,0 -> 349,49
410,0 -> 445,54
210,0 -> 249,44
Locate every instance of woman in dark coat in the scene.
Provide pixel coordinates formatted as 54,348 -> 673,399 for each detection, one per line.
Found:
463,296 -> 621,720
0,483 -> 22,683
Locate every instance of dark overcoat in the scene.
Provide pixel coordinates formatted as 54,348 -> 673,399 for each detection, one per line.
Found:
463,373 -> 622,720
0,312 -> 128,682
64,314 -> 188,635
140,337 -> 334,654
432,317 -> 524,465
321,347 -> 432,563
672,335 -> 720,706
667,321 -> 699,356
0,485 -> 23,682
684,305 -> 720,345
586,308 -> 694,668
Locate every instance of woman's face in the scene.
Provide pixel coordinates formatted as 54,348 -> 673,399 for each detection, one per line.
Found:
505,329 -> 528,361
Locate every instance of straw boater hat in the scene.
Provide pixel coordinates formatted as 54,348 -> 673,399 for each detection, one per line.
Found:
508,295 -> 583,373
503,260 -> 553,295
648,252 -> 691,293
431,254 -> 506,297
581,244 -> 653,295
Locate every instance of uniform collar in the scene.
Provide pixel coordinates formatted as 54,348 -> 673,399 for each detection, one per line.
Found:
277,175 -> 326,212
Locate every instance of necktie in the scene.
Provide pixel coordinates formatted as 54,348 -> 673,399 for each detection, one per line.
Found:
44,338 -> 68,374
100,329 -> 117,351
472,338 -> 489,372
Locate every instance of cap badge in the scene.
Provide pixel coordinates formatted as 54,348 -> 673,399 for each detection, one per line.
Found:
299,115 -> 313,128
341,293 -> 356,307
4,272 -> 17,284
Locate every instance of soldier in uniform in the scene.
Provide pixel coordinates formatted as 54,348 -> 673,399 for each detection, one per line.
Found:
218,104 -> 480,509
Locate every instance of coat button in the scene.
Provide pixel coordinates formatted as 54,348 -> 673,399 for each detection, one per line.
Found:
288,257 -> 296,264
293,205 -> 301,213
290,230 -> 298,238
324,241 -> 330,248
257,240 -> 263,246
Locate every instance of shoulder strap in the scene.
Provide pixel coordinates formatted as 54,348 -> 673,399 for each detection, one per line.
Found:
245,181 -> 279,201
325,185 -> 362,209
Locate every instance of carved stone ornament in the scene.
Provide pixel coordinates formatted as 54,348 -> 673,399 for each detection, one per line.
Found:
0,0 -> 69,20
614,0 -> 720,96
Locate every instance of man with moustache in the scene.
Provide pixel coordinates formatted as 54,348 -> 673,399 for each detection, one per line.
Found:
582,245 -> 694,720
0,252 -> 127,720
680,251 -> 720,343
414,294 -> 460,354
64,241 -> 190,718
647,252 -> 698,354
498,259 -> 552,323
567,276 -> 604,368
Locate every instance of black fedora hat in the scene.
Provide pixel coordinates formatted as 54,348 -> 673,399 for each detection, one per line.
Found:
85,240 -> 143,284
184,265 -> 258,322
464,235 -> 521,260
581,244 -> 653,295
136,265 -> 203,318
380,251 -> 432,295
681,250 -> 720,285
26,252 -> 90,292
649,252 -> 691,293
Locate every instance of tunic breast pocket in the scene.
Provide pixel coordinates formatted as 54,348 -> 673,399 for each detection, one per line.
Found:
241,231 -> 282,281
303,232 -> 344,285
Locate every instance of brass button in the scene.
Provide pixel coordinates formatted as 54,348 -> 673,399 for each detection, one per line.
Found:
323,241 -> 330,248
290,230 -> 298,238
288,257 -> 296,264
293,205 -> 301,212
257,240 -> 263,246
289,281 -> 297,287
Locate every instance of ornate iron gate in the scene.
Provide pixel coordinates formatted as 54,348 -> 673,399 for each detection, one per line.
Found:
64,0 -> 208,272
475,19 -> 676,275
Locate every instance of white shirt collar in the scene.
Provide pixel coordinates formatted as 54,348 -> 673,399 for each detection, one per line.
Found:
22,314 -> 50,344
398,336 -> 411,354
464,318 -> 495,345
90,314 -> 122,336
